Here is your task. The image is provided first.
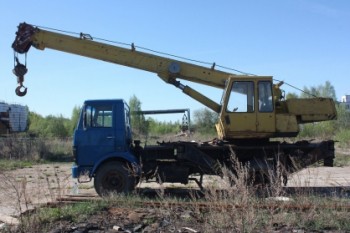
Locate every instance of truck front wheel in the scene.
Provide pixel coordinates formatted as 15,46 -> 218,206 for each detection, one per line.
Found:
94,161 -> 135,196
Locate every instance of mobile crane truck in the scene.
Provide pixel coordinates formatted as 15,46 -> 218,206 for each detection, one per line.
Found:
11,23 -> 337,196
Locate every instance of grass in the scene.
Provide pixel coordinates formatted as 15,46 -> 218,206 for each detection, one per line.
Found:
18,194 -> 151,232
16,201 -> 109,233
335,129 -> 350,148
0,159 -> 71,172
0,137 -> 73,162
0,159 -> 34,171
334,150 -> 350,166
15,190 -> 350,232
0,137 -> 73,172
40,201 -> 108,223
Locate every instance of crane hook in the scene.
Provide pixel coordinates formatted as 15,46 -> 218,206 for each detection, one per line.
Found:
15,85 -> 27,97
13,57 -> 28,97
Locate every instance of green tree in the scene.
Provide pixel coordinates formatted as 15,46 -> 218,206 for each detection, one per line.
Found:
301,81 -> 336,100
334,104 -> 350,130
286,92 -> 299,99
193,108 -> 218,134
28,112 -> 70,138
129,95 -> 148,135
297,81 -> 350,141
147,118 -> 180,135
43,115 -> 69,138
27,111 -> 45,136
69,105 -> 81,134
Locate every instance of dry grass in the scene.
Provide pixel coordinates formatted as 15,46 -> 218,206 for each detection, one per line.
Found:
1,163 -> 349,232
0,136 -> 72,162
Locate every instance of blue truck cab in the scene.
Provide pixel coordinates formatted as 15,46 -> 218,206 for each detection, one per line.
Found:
72,99 -> 139,195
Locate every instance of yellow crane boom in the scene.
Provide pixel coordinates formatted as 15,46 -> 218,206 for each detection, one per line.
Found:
13,23 -> 241,112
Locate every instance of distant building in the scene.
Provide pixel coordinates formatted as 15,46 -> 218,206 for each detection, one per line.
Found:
340,95 -> 350,111
0,101 -> 28,134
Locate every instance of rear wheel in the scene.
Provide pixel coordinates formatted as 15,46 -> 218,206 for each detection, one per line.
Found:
94,161 -> 135,196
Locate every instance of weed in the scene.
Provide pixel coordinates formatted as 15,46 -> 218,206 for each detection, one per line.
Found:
0,159 -> 34,171
334,152 -> 350,166
335,129 -> 350,148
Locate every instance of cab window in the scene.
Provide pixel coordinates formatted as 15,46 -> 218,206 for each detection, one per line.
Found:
258,81 -> 273,112
85,105 -> 113,128
227,81 -> 254,113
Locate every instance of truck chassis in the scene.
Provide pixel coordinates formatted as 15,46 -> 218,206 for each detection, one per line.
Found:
92,139 -> 334,195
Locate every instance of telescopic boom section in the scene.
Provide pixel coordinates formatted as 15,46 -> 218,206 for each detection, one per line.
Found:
12,23 -> 242,112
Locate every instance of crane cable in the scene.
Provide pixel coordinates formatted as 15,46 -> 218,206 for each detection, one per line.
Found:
34,24 -> 257,76
34,24 -> 317,98
272,78 -> 318,98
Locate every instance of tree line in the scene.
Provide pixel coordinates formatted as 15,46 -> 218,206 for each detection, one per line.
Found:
27,106 -> 80,138
25,95 -> 216,138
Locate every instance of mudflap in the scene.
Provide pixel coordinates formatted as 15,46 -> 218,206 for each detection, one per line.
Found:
72,165 -> 78,179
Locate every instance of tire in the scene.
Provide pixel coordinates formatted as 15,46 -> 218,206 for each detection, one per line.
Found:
94,161 -> 135,196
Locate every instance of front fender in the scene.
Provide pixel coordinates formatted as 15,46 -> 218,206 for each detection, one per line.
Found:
91,151 -> 141,177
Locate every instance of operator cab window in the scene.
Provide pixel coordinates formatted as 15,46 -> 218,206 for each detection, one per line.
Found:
258,81 -> 273,112
85,105 -> 113,128
227,81 -> 254,113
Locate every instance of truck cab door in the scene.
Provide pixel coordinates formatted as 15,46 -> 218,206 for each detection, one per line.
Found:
219,78 -> 275,139
257,81 -> 275,133
76,103 -> 115,166
223,80 -> 257,138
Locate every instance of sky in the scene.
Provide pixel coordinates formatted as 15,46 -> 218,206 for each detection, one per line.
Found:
1,1 -> 349,122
